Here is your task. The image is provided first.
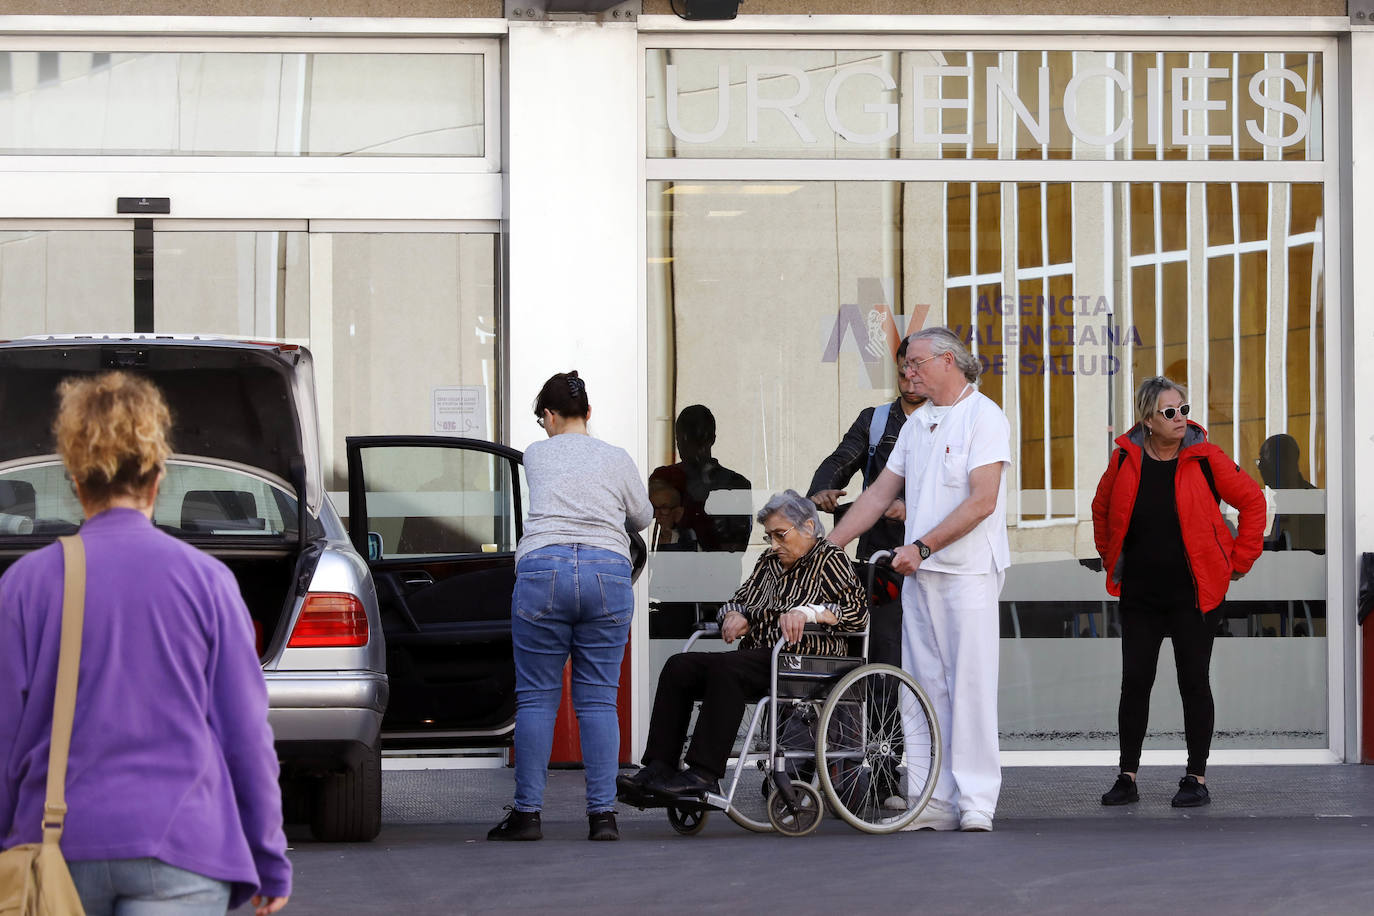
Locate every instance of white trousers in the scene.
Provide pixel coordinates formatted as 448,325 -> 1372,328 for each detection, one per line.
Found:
901,565 -> 1004,816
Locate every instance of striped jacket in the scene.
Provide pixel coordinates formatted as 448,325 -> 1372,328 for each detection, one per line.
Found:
718,539 -> 868,655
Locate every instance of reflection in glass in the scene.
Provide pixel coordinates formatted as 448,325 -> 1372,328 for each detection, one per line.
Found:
0,52 -> 484,157
647,178 -> 1328,752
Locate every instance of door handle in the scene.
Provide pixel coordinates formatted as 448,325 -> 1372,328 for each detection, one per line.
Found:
402,573 -> 435,589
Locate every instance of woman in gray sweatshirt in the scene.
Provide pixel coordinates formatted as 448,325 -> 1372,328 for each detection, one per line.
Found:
488,371 -> 652,843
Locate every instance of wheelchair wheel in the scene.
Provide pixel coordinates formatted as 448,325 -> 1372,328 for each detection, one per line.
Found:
816,663 -> 941,834
667,805 -> 709,836
766,781 -> 823,837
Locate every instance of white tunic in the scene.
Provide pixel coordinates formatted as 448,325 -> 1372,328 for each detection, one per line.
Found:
884,390 -> 1011,574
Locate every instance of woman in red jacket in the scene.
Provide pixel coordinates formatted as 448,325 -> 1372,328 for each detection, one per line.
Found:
1091,376 -> 1264,808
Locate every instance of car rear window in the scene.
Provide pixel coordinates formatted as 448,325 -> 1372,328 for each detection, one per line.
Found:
0,458 -> 297,538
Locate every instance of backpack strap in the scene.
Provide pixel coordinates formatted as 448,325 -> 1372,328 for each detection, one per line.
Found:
864,402 -> 892,485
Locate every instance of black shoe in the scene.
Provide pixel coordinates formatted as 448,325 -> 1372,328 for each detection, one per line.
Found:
588,811 -> 620,841
487,806 -> 543,841
649,766 -> 719,801
1101,773 -> 1139,806
616,762 -> 670,806
1171,775 -> 1210,808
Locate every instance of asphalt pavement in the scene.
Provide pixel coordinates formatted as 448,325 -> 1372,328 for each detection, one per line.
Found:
255,764 -> 1374,915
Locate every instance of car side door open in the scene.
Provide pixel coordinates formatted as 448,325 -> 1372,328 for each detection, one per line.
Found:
346,436 -> 524,746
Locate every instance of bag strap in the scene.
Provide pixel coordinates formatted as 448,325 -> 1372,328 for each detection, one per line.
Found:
864,402 -> 892,484
42,535 -> 85,845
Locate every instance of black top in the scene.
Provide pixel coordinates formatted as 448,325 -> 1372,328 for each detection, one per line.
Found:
1121,452 -> 1196,607
807,399 -> 908,558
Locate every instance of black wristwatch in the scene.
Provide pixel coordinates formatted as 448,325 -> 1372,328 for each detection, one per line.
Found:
913,540 -> 932,560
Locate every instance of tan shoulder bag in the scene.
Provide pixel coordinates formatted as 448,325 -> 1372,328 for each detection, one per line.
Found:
0,535 -> 89,916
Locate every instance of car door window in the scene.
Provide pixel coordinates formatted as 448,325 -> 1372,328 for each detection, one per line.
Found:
352,443 -> 518,559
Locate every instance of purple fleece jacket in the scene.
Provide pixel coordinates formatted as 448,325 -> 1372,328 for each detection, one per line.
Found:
0,508 -> 292,908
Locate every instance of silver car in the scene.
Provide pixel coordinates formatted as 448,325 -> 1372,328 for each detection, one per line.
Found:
0,336 -> 566,842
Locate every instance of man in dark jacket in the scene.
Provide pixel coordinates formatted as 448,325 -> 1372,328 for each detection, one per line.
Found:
808,337 -> 924,560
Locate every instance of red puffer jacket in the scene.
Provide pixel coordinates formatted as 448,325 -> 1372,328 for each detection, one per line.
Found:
1091,421 -> 1265,613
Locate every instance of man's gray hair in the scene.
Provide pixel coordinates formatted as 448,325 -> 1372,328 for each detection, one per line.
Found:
1133,375 -> 1189,425
756,488 -> 825,538
908,327 -> 982,383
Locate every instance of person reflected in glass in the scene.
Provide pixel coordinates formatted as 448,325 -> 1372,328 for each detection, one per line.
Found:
1256,433 -> 1323,553
488,371 -> 653,843
1091,376 -> 1265,809
648,477 -> 696,551
615,490 -> 867,803
649,404 -> 753,553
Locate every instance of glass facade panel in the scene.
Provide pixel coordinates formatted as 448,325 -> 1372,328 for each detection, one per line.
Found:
647,179 -> 1327,752
0,229 -> 132,335
155,231 -> 310,337
324,233 -> 499,490
0,52 -> 484,157
647,49 -> 1322,161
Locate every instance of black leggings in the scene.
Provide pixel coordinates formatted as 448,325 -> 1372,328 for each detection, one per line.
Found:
1117,595 -> 1219,776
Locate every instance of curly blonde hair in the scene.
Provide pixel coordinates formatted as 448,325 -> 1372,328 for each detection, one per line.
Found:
54,371 -> 172,504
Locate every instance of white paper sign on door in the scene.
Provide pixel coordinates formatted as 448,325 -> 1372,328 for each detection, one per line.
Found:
432,385 -> 487,439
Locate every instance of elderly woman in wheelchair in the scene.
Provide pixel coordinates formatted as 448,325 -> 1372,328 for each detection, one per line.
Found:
618,489 -> 953,837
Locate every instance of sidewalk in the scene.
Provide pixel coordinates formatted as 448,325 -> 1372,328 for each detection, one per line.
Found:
382,763 -> 1374,825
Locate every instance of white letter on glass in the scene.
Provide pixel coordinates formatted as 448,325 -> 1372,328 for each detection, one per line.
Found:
985,65 -> 1050,147
1062,66 -> 1131,147
825,65 -> 899,145
1246,68 -> 1310,148
746,65 -> 817,144
1171,67 -> 1231,147
666,64 -> 731,145
911,66 -> 973,145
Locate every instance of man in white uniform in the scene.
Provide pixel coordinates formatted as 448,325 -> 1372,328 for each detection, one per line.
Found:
828,326 -> 1010,832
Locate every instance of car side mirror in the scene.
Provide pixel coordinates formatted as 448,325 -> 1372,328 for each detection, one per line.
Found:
367,531 -> 384,561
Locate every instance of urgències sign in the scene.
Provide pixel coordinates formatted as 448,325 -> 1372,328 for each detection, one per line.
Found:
648,50 -> 1320,158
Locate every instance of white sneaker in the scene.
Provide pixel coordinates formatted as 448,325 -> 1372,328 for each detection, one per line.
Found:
887,802 -> 959,832
959,810 -> 994,832
881,795 -> 908,812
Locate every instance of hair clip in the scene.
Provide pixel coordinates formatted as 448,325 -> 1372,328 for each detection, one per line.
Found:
566,376 -> 585,398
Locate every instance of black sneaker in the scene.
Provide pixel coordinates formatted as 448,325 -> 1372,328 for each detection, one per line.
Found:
588,811 -> 620,841
1171,775 -> 1210,808
1100,773 -> 1139,806
487,806 -> 543,840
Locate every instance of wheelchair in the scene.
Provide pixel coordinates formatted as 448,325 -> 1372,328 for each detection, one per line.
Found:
634,551 -> 943,837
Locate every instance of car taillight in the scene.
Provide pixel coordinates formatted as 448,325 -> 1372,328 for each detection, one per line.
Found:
287,593 -> 368,648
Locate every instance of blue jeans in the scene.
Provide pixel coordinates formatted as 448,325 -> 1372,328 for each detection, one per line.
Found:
512,544 -> 633,814
68,858 -> 231,916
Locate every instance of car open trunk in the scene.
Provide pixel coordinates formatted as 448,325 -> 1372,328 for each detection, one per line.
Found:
208,546 -> 315,660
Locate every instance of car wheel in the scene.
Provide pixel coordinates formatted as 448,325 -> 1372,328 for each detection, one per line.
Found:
310,743 -> 382,842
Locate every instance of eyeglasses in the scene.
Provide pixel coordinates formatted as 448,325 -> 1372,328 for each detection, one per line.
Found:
761,525 -> 795,545
903,353 -> 943,374
1157,404 -> 1191,421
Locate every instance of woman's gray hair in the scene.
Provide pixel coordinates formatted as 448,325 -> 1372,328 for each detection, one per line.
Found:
908,327 -> 982,383
756,489 -> 825,538
1133,375 -> 1189,425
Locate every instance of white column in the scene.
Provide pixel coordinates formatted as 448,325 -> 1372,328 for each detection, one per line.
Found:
505,19 -> 647,752
1347,30 -> 1374,762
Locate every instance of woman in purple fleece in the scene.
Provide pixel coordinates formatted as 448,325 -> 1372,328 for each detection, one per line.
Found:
0,372 -> 291,916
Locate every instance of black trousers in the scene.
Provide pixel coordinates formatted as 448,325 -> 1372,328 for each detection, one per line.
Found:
1117,594 -> 1219,776
642,648 -> 772,779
